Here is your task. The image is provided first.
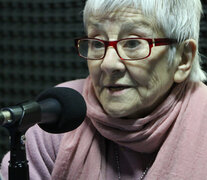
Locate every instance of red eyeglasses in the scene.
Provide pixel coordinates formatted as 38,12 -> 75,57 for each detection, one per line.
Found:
75,37 -> 177,60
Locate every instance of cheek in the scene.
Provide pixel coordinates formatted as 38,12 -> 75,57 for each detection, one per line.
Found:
87,61 -> 103,98
87,61 -> 102,82
125,47 -> 173,87
125,61 -> 154,87
126,55 -> 175,101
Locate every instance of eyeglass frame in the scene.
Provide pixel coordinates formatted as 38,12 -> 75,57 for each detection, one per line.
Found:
74,37 -> 177,61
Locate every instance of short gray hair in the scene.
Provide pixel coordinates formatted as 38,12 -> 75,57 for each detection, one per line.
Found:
83,0 -> 206,82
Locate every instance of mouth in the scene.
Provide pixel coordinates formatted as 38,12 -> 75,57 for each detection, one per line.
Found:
106,85 -> 131,93
108,86 -> 129,91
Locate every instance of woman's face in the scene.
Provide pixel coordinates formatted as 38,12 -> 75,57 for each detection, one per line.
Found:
87,8 -> 179,118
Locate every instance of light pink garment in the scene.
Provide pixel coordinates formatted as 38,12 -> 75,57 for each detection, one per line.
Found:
52,76 -> 207,180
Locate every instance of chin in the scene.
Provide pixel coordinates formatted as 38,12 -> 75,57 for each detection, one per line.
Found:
104,107 -> 133,118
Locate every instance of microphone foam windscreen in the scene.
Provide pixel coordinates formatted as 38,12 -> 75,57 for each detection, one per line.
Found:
36,87 -> 86,133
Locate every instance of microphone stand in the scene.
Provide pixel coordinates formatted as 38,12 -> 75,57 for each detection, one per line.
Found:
7,129 -> 29,180
1,101 -> 41,180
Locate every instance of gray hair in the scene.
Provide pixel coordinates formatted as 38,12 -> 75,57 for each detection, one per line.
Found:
83,0 -> 206,82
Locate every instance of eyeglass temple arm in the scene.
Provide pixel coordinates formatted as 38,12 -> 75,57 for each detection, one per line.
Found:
154,38 -> 177,46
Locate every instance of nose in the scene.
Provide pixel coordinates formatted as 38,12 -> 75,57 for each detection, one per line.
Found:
100,47 -> 126,75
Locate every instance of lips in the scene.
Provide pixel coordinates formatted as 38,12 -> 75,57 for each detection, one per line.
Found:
108,86 -> 129,91
104,84 -> 131,92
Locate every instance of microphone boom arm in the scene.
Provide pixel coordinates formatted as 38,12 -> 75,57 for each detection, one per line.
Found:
2,101 -> 41,133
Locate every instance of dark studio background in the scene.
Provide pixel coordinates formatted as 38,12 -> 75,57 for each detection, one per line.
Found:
0,0 -> 206,163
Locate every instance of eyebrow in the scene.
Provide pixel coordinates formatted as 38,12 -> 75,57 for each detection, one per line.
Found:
119,21 -> 153,37
89,20 -> 150,29
88,21 -> 105,31
87,20 -> 153,38
121,21 -> 151,31
87,22 -> 104,35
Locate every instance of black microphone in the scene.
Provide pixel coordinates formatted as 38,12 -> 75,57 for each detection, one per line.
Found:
37,87 -> 87,133
0,87 -> 87,133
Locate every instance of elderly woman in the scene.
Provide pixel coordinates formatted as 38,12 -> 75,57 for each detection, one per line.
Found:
1,0 -> 207,179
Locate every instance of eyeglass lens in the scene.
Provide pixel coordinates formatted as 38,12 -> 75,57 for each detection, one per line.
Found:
78,39 -> 150,60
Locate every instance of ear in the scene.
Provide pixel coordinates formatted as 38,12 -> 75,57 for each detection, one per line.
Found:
174,39 -> 196,83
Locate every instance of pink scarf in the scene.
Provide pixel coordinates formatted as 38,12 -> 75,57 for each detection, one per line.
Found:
52,77 -> 207,179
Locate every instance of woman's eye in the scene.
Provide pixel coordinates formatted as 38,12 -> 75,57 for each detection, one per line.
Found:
123,40 -> 140,48
91,41 -> 104,49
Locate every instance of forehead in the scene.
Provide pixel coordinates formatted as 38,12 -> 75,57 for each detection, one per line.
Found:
87,7 -> 159,34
